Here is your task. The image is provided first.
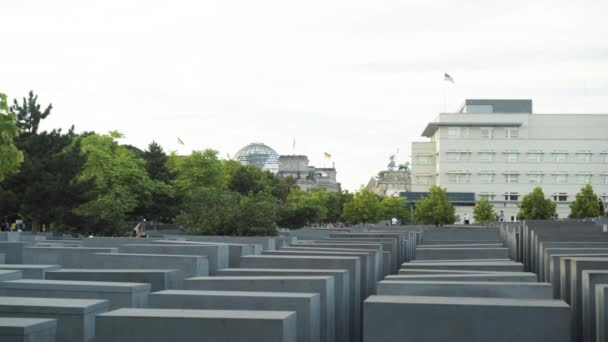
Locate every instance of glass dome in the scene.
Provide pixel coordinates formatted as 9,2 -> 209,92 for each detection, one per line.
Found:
234,142 -> 280,174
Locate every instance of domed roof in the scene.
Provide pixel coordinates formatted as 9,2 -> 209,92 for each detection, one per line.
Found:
234,142 -> 280,174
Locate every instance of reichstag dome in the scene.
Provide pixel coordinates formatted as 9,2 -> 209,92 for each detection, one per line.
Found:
234,142 -> 280,174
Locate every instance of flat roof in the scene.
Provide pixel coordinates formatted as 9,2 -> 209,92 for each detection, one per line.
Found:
421,122 -> 523,137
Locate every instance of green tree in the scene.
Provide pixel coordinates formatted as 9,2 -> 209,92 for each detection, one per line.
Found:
284,188 -> 328,223
517,187 -> 556,220
170,150 -> 223,193
570,184 -> 600,218
342,188 -> 383,224
11,91 -> 52,134
73,131 -> 159,233
473,198 -> 496,224
235,191 -> 279,236
414,186 -> 457,226
381,196 -> 411,223
176,187 -> 240,235
228,164 -> 271,195
0,93 -> 23,181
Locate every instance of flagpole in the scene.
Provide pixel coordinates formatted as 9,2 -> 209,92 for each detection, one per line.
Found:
443,83 -> 447,112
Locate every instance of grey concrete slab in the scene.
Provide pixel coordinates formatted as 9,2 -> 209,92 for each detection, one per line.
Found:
398,269 -> 498,275
377,280 -> 552,299
149,290 -> 319,342
0,279 -> 150,309
0,270 -> 21,281
81,252 -> 208,279
543,248 -> 608,282
46,269 -> 182,291
381,251 -> 391,276
0,265 -> 60,279
23,247 -> 118,268
386,272 -> 539,282
568,257 -> 608,342
416,243 -> 504,248
96,308 -> 296,342
215,268 -> 349,342
151,240 -> 256,268
596,285 -> 608,342
364,295 -> 570,342
0,296 -> 108,342
410,258 -> 511,263
80,237 -> 157,248
581,271 -> 608,342
551,254 -> 608,300
240,254 -> 362,342
0,318 -> 57,342
401,261 -> 524,272
0,242 -> 30,264
118,244 -> 228,275
329,234 -> 402,271
164,235 -> 277,250
415,247 -> 509,260
267,248 -> 375,295
540,243 -> 608,281
184,276 -> 334,342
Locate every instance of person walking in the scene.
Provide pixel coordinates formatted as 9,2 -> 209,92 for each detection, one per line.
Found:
499,211 -> 505,222
463,213 -> 470,225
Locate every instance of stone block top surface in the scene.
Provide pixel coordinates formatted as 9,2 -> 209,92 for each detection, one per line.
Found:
99,308 -> 296,320
365,295 -> 570,308
0,296 -> 108,314
154,290 -> 319,298
0,279 -> 151,292
0,318 -> 57,334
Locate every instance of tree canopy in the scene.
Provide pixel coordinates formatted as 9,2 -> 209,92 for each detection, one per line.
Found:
569,184 -> 600,218
414,185 -> 457,226
517,187 -> 556,220
342,188 -> 383,224
0,93 -> 23,182
473,198 -> 496,224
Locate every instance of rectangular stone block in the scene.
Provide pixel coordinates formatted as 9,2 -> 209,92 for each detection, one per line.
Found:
46,269 -> 181,291
0,279 -> 150,309
568,257 -> 608,342
386,272 -> 538,282
96,308 -> 296,342
596,285 -> 608,342
240,254 -> 362,342
184,276 -> 335,342
551,254 -> 608,299
398,269 -> 496,275
215,268 -> 350,342
23,247 -> 118,268
0,242 -> 29,264
581,270 -> 608,342
543,247 -> 608,282
364,295 -> 570,342
118,244 -> 228,275
0,265 -> 60,279
0,318 -> 57,342
149,290 -> 319,342
0,296 -> 108,342
401,261 -> 524,272
415,247 -> 509,260
377,280 -> 552,299
0,270 -> 22,281
152,240 -> 256,268
81,252 -> 208,279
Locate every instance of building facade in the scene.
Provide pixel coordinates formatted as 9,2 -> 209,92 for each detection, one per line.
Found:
277,155 -> 339,193
410,99 -> 608,221
367,170 -> 411,197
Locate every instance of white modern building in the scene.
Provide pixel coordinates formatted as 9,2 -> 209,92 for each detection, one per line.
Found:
408,99 -> 608,221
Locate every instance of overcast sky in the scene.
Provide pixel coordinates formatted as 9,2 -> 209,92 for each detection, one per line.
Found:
2,0 -> 607,190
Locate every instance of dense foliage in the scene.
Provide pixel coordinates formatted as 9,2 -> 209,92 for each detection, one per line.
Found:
569,184 -> 600,218
517,187 -> 556,220
413,186 -> 457,226
0,93 -> 23,182
473,198 -> 496,224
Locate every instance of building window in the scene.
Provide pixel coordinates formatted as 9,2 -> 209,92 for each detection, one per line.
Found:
479,152 -> 495,162
479,173 -> 495,184
504,192 -> 519,201
478,193 -> 496,201
602,193 -> 608,203
505,153 -> 519,163
528,174 -> 544,184
602,175 -> 608,185
505,174 -> 519,184
446,152 -> 470,162
416,176 -> 432,185
527,153 -> 543,163
505,128 -> 519,139
447,127 -> 469,138
576,153 -> 592,163
576,174 -> 592,184
553,153 -> 568,162
553,193 -> 568,202
415,155 -> 432,165
480,128 -> 494,139
447,173 -> 470,184
553,174 -> 568,184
